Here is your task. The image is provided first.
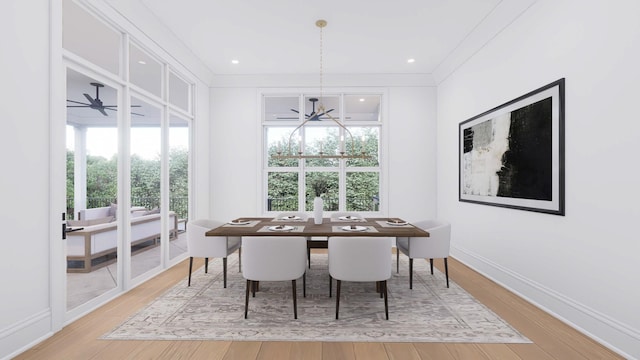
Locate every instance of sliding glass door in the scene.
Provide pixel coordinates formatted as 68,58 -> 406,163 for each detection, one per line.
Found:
60,0 -> 194,322
65,69 -> 120,310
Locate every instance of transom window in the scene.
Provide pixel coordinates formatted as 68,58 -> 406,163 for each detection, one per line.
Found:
263,94 -> 382,213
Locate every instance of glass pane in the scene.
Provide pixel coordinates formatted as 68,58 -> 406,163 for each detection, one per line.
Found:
305,172 -> 339,211
267,172 -> 299,211
66,69 -> 118,309
346,172 -> 380,212
345,95 -> 381,121
169,72 -> 190,112
265,96 -> 299,121
169,114 -> 189,260
266,127 -> 299,167
304,96 -> 340,121
305,126 -> 339,167
130,96 -> 162,278
129,43 -> 162,97
63,0 -> 120,75
346,127 -> 380,167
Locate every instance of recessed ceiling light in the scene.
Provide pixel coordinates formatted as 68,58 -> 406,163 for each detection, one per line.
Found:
231,59 -> 239,64
359,98 -> 365,102
138,60 -> 146,65
407,58 -> 415,63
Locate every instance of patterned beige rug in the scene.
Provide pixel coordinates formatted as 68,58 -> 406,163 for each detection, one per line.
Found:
103,253 -> 530,343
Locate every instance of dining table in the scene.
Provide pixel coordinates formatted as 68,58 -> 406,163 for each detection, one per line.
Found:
205,216 -> 430,238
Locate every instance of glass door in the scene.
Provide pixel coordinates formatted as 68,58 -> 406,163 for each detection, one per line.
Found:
65,69 -> 120,310
169,114 -> 190,260
130,96 -> 163,278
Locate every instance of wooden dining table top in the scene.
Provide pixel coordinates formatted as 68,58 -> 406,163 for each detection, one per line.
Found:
205,217 -> 430,237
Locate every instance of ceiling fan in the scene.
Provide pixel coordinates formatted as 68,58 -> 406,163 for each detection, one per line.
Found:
67,82 -> 143,116
281,98 -> 335,121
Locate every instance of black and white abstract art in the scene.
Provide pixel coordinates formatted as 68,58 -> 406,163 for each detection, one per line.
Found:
459,79 -> 565,215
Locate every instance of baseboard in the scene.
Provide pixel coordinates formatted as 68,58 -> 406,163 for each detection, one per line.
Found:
451,245 -> 639,360
0,309 -> 52,360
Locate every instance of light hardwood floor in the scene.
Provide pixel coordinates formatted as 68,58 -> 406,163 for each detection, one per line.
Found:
16,254 -> 623,360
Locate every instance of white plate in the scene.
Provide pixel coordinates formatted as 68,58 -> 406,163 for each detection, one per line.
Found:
228,220 -> 251,225
268,225 -> 295,231
338,216 -> 359,221
341,225 -> 367,231
386,220 -> 408,226
280,215 -> 301,220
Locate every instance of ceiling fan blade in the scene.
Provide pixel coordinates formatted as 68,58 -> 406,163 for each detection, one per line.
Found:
102,105 -> 142,109
66,105 -> 92,108
67,100 -> 91,106
83,93 -> 98,106
97,108 -> 109,116
290,109 -> 300,113
131,111 -> 145,116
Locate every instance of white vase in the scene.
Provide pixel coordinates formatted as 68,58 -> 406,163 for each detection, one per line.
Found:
313,196 -> 323,224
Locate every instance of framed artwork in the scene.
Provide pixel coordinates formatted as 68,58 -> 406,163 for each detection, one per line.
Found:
459,78 -> 565,215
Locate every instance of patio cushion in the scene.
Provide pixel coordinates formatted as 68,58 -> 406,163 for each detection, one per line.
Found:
68,216 -> 114,227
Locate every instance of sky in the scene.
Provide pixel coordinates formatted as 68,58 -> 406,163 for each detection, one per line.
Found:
66,126 -> 189,159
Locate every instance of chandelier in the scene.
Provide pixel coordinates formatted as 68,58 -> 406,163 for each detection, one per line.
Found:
272,20 -> 369,160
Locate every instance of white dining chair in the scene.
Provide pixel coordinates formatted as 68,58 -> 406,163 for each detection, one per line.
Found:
396,219 -> 451,289
186,219 -> 241,288
328,236 -> 392,320
306,212 -> 364,269
242,236 -> 307,319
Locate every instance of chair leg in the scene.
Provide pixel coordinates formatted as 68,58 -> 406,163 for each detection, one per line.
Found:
378,281 -> 383,298
409,258 -> 414,290
238,247 -> 242,272
329,275 -> 332,297
223,257 -> 228,288
292,280 -> 298,319
383,280 -> 389,320
303,273 -> 306,298
335,280 -> 341,319
396,248 -> 399,273
204,258 -> 209,273
244,280 -> 250,319
444,258 -> 449,288
430,258 -> 434,275
252,281 -> 256,297
308,247 -> 311,269
188,257 -> 194,286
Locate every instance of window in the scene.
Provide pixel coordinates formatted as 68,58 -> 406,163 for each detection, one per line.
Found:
263,94 -> 382,213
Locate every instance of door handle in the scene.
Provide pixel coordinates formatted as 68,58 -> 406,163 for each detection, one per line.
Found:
62,212 -> 67,240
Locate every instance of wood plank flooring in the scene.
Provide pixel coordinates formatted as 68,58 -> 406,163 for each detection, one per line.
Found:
15,254 -> 623,360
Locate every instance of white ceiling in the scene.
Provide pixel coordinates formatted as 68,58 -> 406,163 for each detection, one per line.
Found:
67,0 -> 536,122
131,0 -> 528,76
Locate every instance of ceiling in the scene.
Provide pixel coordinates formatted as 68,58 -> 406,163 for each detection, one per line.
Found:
127,0 -> 528,77
67,0 -> 535,123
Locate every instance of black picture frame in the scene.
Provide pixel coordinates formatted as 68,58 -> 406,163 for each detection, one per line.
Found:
459,78 -> 565,215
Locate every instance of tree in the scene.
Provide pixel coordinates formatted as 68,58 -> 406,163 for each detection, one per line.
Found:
67,148 -> 189,218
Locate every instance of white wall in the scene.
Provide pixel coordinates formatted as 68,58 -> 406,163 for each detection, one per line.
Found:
0,1 -> 53,358
209,86 -> 260,220
209,76 -> 438,222
387,87 -> 437,222
436,1 -> 640,358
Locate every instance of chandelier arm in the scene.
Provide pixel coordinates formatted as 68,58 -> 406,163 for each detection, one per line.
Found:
286,117 -> 314,154
324,111 -> 356,153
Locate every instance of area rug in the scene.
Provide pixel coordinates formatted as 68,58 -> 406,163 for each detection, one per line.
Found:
103,253 -> 530,343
